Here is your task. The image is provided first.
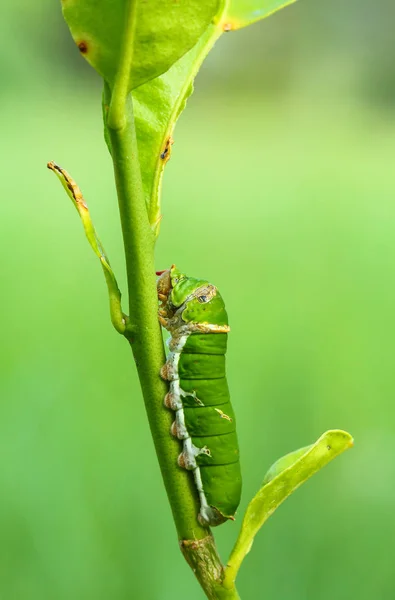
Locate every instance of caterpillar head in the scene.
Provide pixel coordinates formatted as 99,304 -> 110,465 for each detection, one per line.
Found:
157,266 -> 228,330
157,265 -> 184,304
157,265 -> 182,318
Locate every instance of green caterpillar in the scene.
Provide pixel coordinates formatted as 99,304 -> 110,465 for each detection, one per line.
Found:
157,265 -> 242,526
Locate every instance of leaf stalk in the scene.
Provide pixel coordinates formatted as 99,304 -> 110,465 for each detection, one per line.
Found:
108,0 -> 138,130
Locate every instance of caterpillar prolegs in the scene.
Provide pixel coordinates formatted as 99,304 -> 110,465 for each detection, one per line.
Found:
157,266 -> 242,526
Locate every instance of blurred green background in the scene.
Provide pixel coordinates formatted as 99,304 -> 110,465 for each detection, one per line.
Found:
1,1 -> 395,598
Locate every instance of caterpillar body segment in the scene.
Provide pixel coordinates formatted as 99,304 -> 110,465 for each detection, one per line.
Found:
157,265 -> 241,526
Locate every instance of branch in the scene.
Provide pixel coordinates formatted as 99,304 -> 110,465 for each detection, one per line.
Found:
104,55 -> 239,595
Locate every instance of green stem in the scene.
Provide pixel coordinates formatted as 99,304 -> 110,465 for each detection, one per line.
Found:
104,3 -> 240,595
181,536 -> 241,600
105,83 -> 241,597
106,84 -> 207,541
107,0 -> 137,130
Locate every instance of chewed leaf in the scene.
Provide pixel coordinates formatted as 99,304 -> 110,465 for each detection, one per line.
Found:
61,0 -> 220,91
47,161 -> 126,334
223,0 -> 298,30
223,430 -> 353,588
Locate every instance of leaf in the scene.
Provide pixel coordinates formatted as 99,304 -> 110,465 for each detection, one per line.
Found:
61,0 -> 221,91
131,24 -> 221,231
223,430 -> 353,588
122,0 -> 298,233
261,444 -> 312,486
47,161 -> 126,334
222,0 -> 298,30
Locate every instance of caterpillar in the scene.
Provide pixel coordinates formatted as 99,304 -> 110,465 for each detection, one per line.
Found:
157,265 -> 242,526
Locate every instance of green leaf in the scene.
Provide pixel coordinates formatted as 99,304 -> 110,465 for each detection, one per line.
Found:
223,0 -> 298,30
223,430 -> 353,589
61,0 -> 221,91
130,24 -> 222,232
261,444 -> 312,485
47,161 -> 126,334
120,0 -> 298,233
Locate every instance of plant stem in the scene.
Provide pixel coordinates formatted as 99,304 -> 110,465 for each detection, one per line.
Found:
106,84 -> 240,597
107,0 -> 138,130
181,536 -> 241,600
104,4 -> 241,593
106,86 -> 207,541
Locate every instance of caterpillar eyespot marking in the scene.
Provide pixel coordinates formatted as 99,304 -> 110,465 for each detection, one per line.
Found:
157,265 -> 241,526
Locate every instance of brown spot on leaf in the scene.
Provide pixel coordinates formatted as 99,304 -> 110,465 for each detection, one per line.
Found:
223,23 -> 233,32
160,136 -> 174,163
78,41 -> 88,54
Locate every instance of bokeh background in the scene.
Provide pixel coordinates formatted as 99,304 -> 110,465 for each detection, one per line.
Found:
1,1 -> 395,598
